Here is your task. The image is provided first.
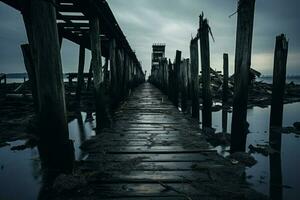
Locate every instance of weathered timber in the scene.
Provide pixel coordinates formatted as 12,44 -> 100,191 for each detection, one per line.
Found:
231,0 -> 256,153
89,16 -> 111,129
270,34 -> 288,127
222,53 -> 229,103
199,14 -> 212,128
21,44 -> 38,111
22,0 -> 74,173
168,60 -> 174,102
70,83 -> 265,199
180,59 -> 188,112
76,44 -> 86,101
109,38 -> 118,105
190,37 -> 200,119
173,50 -> 181,107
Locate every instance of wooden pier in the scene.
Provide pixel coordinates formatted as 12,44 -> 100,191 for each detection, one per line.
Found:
74,83 -> 263,199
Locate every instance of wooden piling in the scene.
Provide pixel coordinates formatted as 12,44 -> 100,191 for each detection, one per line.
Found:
190,37 -> 200,119
270,34 -> 288,127
223,53 -> 229,103
199,14 -> 212,128
109,38 -> 118,105
22,0 -> 74,172
231,0 -> 256,153
76,44 -> 86,102
90,16 -> 111,129
173,50 -> 182,107
180,59 -> 188,112
21,44 -> 38,111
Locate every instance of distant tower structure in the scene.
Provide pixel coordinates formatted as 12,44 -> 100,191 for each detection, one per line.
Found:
151,43 -> 166,75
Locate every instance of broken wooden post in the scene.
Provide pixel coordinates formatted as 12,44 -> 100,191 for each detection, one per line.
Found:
21,44 -> 38,111
190,37 -> 200,119
22,0 -> 74,173
199,13 -> 212,128
90,16 -> 111,129
76,44 -> 86,102
174,50 -> 181,107
223,53 -> 229,103
231,0 -> 256,153
270,34 -> 288,128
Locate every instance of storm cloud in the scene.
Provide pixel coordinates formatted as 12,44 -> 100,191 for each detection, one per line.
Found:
0,0 -> 299,76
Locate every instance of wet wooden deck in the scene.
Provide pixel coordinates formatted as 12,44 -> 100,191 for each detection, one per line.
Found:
77,83 -> 263,199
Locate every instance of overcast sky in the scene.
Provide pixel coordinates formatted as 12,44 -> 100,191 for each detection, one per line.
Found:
0,0 -> 299,76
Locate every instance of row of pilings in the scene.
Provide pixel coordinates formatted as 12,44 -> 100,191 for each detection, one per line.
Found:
1,0 -> 145,177
149,0 -> 289,155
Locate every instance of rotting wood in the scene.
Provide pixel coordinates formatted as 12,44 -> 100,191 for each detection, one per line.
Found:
270,34 -> 288,128
199,13 -> 212,128
223,53 -> 229,103
89,15 -> 111,129
76,44 -> 86,102
231,0 -> 256,153
173,50 -> 181,107
190,37 -> 200,119
22,0 -> 74,173
21,44 -> 38,111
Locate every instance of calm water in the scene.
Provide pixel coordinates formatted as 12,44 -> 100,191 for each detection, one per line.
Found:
212,102 -> 300,200
0,112 -> 95,200
1,103 -> 300,199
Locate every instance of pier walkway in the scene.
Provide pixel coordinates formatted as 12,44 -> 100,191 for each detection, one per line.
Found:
76,83 -> 262,200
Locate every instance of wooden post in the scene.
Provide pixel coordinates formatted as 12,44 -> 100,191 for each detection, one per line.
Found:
86,62 -> 93,90
90,16 -> 111,129
180,59 -> 188,112
22,0 -> 74,173
270,34 -> 288,128
168,60 -> 174,101
21,44 -> 38,111
223,53 -> 229,103
190,37 -> 200,119
174,50 -> 181,107
231,0 -> 256,153
76,44 -> 85,102
199,14 -> 212,128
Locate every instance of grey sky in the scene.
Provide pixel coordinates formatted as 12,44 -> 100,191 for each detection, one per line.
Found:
0,0 -> 299,76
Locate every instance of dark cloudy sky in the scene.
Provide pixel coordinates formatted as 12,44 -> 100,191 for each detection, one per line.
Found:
0,0 -> 299,76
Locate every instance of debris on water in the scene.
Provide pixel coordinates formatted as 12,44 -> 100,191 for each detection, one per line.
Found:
293,122 -> 300,130
206,132 -> 231,146
0,142 -> 10,148
227,152 -> 257,167
249,144 -> 279,156
10,137 -> 37,151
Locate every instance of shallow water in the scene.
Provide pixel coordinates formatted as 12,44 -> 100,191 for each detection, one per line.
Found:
1,103 -> 300,199
212,102 -> 300,199
0,112 -> 96,200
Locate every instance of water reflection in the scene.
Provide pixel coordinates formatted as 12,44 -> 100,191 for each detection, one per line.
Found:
0,112 -> 95,200
269,128 -> 283,200
211,102 -> 300,200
